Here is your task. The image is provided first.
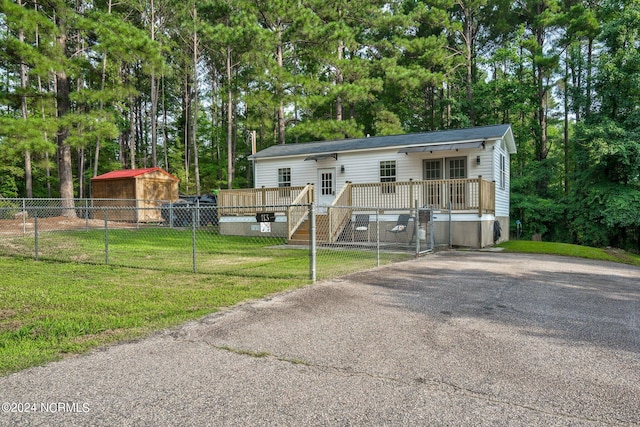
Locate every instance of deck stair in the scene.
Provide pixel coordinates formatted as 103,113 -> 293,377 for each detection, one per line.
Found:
287,215 -> 332,245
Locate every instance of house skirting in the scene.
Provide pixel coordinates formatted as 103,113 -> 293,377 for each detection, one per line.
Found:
433,213 -> 509,248
219,213 -> 510,249
219,215 -> 288,238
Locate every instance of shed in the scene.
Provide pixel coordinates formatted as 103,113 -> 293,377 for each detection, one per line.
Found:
91,167 -> 179,222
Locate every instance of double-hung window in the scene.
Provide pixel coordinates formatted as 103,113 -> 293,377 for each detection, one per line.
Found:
278,168 -> 291,196
380,161 -> 396,194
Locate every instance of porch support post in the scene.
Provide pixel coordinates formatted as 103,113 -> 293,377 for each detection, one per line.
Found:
261,186 -> 267,211
478,175 -> 483,217
409,179 -> 414,211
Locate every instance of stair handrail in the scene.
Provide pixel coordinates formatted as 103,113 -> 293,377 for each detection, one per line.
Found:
327,182 -> 353,243
287,184 -> 314,240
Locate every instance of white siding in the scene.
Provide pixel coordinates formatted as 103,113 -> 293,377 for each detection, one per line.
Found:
253,144 -> 506,209
492,140 -> 511,217
254,156 -> 317,188
321,147 -> 492,184
469,150 -> 493,180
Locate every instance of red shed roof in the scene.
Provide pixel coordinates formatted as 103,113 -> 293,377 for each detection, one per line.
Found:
91,167 -> 178,181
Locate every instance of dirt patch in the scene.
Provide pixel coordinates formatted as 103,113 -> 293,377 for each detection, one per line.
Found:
603,247 -> 639,265
0,216 -> 139,236
0,309 -> 17,321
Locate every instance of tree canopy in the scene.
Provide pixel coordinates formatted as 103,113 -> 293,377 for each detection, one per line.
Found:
1,0 -> 638,251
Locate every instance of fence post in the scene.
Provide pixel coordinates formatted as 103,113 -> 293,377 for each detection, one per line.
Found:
415,200 -> 420,256
376,209 -> 381,267
34,209 -> 38,261
104,209 -> 109,265
430,209 -> 435,252
22,199 -> 26,235
478,175 -> 483,217
309,203 -> 316,282
85,199 -> 89,231
192,208 -> 197,273
448,201 -> 452,249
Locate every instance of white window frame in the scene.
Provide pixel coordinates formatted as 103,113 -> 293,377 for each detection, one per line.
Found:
447,157 -> 467,179
423,159 -> 442,180
278,167 -> 291,188
380,160 -> 396,194
278,167 -> 291,197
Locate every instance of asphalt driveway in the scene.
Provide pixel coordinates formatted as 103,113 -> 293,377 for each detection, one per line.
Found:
1,251 -> 639,426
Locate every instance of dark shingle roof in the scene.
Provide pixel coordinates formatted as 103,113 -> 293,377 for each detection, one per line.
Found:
250,124 -> 513,159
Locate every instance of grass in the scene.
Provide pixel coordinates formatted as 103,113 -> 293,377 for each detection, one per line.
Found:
12,229 -> 633,377
497,240 -> 640,267
0,227 -> 413,279
0,257 -> 310,376
0,228 -> 408,376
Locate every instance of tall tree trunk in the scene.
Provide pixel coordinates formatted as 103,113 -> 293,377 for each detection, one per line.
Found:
192,2 -> 201,195
226,45 -> 234,188
55,14 -> 75,216
35,2 -> 51,197
94,0 -> 111,177
276,25 -> 285,144
93,50 -> 107,176
564,49 -> 569,195
536,65 -> 548,161
183,74 -> 190,193
137,95 -> 145,165
129,93 -> 136,168
150,0 -> 158,167
463,2 -> 475,126
534,3 -> 549,162
76,44 -> 85,198
78,147 -> 85,198
586,37 -> 593,117
18,0 -> 32,198
210,63 -> 222,183
571,43 -> 582,122
162,72 -> 169,171
336,40 -> 344,122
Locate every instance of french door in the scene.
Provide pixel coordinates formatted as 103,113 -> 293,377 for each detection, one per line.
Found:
423,158 -> 467,208
446,158 -> 467,208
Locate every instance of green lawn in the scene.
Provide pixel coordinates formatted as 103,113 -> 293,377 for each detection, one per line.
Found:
0,227 -> 408,277
2,231 -> 636,377
497,240 -> 640,267
0,229 -> 412,376
0,257 -> 311,376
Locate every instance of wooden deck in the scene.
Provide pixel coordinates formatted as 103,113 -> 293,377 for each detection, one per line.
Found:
219,178 -> 495,244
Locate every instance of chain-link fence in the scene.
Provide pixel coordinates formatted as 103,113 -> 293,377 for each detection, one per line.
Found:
0,198 -> 434,282
312,206 -> 434,279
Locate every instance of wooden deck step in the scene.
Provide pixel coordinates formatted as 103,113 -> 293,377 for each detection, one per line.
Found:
287,216 -> 331,244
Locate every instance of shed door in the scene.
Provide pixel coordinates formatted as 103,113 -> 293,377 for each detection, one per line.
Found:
317,168 -> 336,207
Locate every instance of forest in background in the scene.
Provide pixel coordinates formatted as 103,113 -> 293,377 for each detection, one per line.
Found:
0,0 -> 639,251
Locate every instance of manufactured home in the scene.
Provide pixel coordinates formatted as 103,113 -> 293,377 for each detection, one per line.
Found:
219,124 -> 516,248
